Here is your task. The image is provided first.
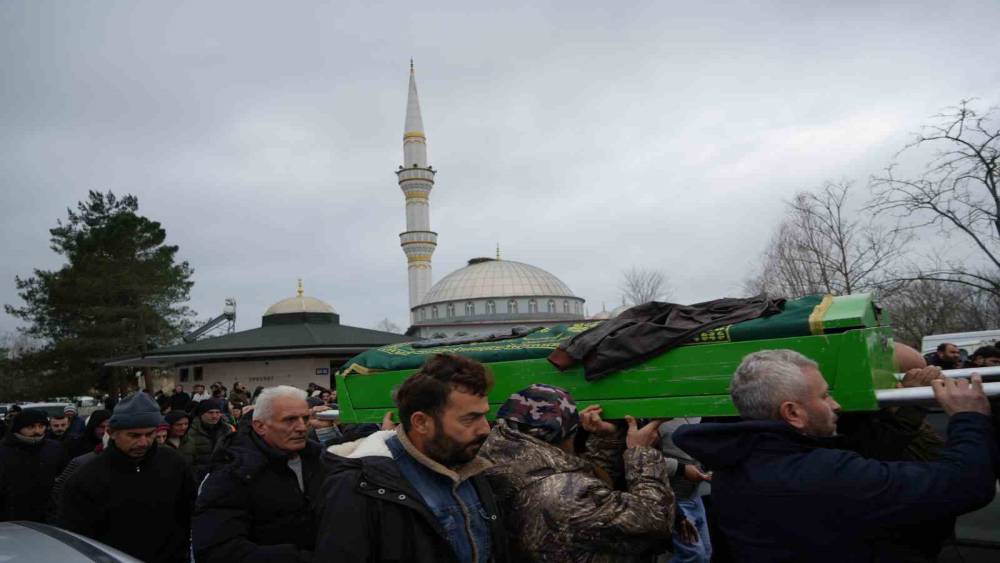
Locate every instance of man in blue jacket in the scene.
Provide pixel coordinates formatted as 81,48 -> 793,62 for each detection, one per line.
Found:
674,349 -> 997,563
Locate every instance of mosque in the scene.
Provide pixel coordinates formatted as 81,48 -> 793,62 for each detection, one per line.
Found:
108,64 -> 593,390
397,63 -> 588,338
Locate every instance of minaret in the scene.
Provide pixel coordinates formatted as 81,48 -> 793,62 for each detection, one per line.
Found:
397,61 -> 437,323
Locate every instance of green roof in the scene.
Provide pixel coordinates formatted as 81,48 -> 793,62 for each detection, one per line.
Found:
106,321 -> 413,367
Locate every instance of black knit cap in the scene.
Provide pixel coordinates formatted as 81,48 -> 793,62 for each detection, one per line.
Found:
164,410 -> 191,426
11,408 -> 48,433
195,398 -> 225,416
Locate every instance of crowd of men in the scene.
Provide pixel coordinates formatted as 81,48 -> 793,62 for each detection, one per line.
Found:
0,341 -> 998,562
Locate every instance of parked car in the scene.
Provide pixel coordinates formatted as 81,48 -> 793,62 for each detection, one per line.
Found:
20,402 -> 72,418
0,521 -> 141,562
0,403 -> 10,422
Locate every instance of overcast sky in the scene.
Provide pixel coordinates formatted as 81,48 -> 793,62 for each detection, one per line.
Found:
2,1 -> 999,336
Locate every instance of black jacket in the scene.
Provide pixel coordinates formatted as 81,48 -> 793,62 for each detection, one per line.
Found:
0,434 -> 67,522
674,413 -> 997,563
549,295 -> 784,380
59,441 -> 196,563
193,430 -> 328,563
315,432 -> 510,563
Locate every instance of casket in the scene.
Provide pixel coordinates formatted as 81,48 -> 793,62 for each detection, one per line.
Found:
334,294 -> 896,423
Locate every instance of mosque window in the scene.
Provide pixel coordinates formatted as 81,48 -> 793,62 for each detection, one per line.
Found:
179,368 -> 189,382
420,308 -> 426,321
528,299 -> 538,313
547,299 -> 556,313
563,300 -> 570,313
575,302 -> 582,315
193,366 -> 204,381
446,303 -> 455,318
431,306 -> 439,319
507,299 -> 518,314
465,301 -> 475,316
486,300 -> 496,314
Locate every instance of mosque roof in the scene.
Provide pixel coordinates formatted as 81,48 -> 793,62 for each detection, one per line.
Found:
419,258 -> 580,306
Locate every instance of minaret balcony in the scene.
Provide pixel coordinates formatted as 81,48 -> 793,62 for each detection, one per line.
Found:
396,167 -> 435,182
399,231 -> 438,247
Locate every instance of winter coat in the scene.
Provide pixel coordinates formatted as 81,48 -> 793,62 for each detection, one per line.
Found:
164,433 -> 197,467
64,409 -> 111,459
59,441 -> 196,563
0,434 -> 67,522
315,430 -> 510,563
673,414 -> 998,563
48,451 -> 98,525
479,420 -> 674,562
193,430 -> 328,563
169,391 -> 191,412
189,416 -> 233,480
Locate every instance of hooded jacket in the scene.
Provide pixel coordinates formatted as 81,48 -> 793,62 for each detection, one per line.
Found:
315,429 -> 509,563
59,441 -> 197,563
673,414 -> 998,563
0,433 -> 67,522
193,430 -> 328,563
64,409 -> 111,459
479,420 -> 674,562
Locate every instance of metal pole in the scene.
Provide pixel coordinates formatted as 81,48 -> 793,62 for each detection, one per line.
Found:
876,381 -> 1000,406
893,365 -> 1000,381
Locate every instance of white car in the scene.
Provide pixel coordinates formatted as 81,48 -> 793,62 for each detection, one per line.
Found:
0,521 -> 142,562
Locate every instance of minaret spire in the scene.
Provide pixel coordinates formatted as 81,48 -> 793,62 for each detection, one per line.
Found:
397,61 -> 437,323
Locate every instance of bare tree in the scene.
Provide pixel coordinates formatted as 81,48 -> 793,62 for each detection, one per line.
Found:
881,279 -> 1000,348
870,100 -> 1000,299
620,267 -> 671,305
373,317 -> 403,334
746,182 -> 907,297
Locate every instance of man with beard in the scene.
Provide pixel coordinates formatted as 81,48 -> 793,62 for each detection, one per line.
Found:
0,408 -> 67,522
59,393 -> 197,563
674,349 -> 997,563
46,414 -> 72,443
315,354 -> 509,563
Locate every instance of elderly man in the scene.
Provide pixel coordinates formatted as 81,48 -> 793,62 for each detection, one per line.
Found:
674,349 -> 998,563
193,385 -> 327,562
0,408 -> 67,522
315,354 -> 510,563
479,383 -> 674,561
59,393 -> 196,563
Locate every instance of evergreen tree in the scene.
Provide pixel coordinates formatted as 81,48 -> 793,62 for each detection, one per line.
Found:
5,191 -> 194,395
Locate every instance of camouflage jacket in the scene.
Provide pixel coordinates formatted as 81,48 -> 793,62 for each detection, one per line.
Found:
479,420 -> 674,563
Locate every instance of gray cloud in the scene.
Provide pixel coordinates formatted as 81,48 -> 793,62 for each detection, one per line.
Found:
2,1 -> 999,334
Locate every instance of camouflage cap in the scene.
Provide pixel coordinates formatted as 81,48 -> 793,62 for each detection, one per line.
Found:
496,383 -> 579,444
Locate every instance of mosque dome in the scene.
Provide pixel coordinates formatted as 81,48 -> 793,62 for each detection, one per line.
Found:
264,295 -> 336,316
420,258 -> 578,306
262,281 -> 339,326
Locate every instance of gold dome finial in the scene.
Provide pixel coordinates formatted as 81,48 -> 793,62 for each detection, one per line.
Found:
297,278 -> 304,297
496,243 -> 501,261
410,58 -> 414,73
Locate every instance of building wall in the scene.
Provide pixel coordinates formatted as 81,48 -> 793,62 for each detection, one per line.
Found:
414,296 -> 585,324
176,357 -> 334,395
413,318 -> 589,339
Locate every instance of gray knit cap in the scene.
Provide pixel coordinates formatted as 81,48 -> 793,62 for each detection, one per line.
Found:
109,393 -> 164,430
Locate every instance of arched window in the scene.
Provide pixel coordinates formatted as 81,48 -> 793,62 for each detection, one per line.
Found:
465,301 -> 475,316
419,308 -> 426,321
507,299 -> 518,314
547,299 -> 556,313
528,299 -> 538,313
446,303 -> 455,318
486,300 -> 496,314
431,305 -> 438,319
563,300 -> 570,313
575,302 -> 582,315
